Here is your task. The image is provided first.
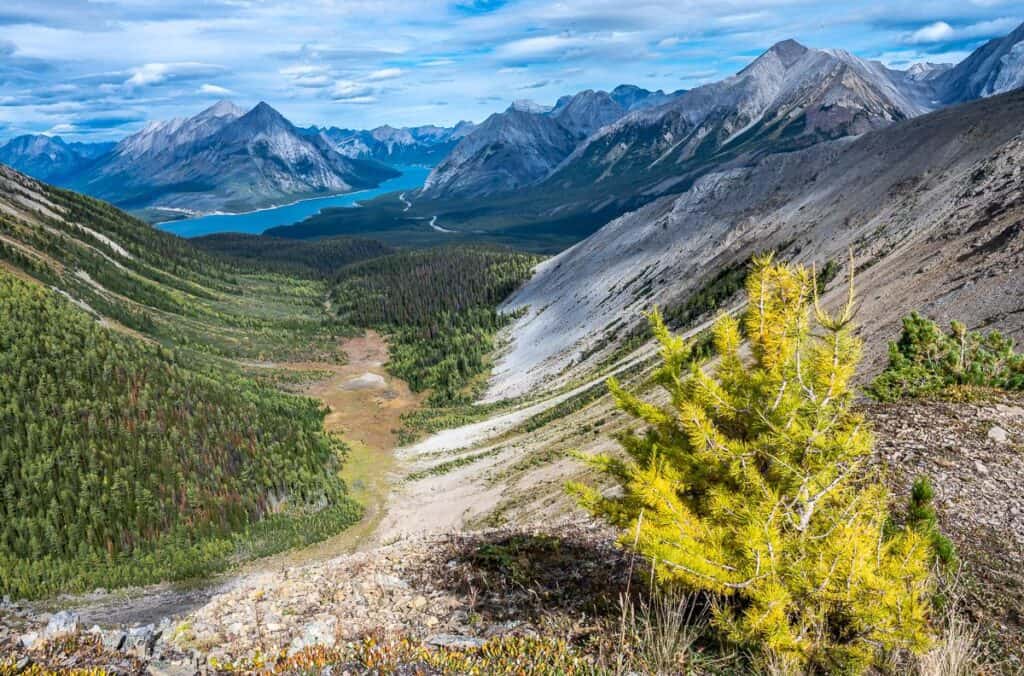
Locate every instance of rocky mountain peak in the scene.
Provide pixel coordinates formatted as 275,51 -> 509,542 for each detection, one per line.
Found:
766,38 -> 809,67
199,99 -> 245,119
243,101 -> 289,125
905,62 -> 954,82
507,99 -> 551,114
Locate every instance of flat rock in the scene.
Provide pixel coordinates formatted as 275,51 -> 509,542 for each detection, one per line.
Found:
426,634 -> 486,650
988,425 -> 1010,443
340,372 -> 387,390
44,611 -> 79,638
288,616 -> 337,655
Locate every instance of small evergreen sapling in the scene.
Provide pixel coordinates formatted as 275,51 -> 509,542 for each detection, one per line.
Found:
907,476 -> 956,570
570,255 -> 934,672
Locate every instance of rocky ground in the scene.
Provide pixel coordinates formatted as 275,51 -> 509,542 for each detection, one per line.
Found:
1,520 -> 633,674
867,391 -> 1024,668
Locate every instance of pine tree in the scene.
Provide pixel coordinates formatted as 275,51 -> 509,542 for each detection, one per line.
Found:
571,255 -> 934,673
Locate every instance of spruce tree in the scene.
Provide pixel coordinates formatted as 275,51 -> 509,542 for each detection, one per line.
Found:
571,255 -> 934,672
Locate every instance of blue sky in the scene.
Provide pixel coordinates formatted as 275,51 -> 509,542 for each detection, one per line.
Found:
0,0 -> 1020,141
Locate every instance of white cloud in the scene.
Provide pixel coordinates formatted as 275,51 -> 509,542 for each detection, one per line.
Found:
904,17 -> 1019,44
198,83 -> 233,95
493,32 -> 641,64
334,95 -> 377,104
280,64 -> 327,77
125,62 -> 222,87
907,21 -> 956,43
365,67 -> 403,81
331,80 -> 375,100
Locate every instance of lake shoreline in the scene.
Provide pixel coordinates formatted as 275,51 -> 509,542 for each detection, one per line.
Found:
157,165 -> 430,238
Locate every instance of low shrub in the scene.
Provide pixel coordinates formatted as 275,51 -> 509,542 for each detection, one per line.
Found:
870,313 -> 1024,401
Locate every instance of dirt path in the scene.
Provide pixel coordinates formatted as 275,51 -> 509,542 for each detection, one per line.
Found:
34,330 -> 421,627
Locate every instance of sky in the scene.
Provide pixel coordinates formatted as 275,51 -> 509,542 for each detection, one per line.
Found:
0,0 -> 1020,141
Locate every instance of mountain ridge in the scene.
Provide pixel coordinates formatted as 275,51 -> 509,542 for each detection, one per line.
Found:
316,121 -> 476,165
420,85 -> 684,199
14,100 -> 399,216
0,135 -> 114,183
486,87 -> 1024,401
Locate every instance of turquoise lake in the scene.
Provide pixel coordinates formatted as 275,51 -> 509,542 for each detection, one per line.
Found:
157,165 -> 430,238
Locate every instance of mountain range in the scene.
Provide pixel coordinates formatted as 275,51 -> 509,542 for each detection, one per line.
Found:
420,27 -> 1024,207
256,21 -> 1024,254
0,101 -> 400,216
313,121 -> 476,166
2,23 -> 1023,230
74,100 -> 399,215
421,85 -> 683,198
0,135 -> 113,183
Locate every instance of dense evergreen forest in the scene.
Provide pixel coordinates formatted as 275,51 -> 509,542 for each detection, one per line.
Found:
0,272 -> 359,598
192,233 -> 394,277
330,246 -> 541,403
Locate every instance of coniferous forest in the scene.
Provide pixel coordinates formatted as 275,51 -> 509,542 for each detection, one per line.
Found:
330,246 -> 541,404
0,272 -> 360,598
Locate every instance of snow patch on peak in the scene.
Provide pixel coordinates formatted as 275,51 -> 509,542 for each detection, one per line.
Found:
509,99 -> 551,114
905,62 -> 954,82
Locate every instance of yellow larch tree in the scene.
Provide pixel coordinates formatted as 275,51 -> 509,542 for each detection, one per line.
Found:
571,255 -> 933,673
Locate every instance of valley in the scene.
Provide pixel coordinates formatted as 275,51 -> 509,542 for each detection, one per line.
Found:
1,14 -> 1024,675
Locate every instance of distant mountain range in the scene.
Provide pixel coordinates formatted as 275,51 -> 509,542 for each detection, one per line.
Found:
0,101 -> 400,216
420,26 -> 1024,204
0,135 -> 113,183
421,85 -> 683,198
311,122 -> 477,166
74,100 -> 399,215
2,23 -> 1022,224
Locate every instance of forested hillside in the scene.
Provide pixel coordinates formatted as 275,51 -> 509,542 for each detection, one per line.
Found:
330,246 -> 541,403
0,272 -> 359,598
0,165 -> 545,598
191,233 -> 394,277
0,166 -> 376,597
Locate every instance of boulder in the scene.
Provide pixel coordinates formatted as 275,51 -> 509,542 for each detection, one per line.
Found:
18,632 -> 38,650
125,623 -> 160,656
102,629 -> 127,651
44,610 -> 80,638
988,425 -> 1010,443
288,616 -> 338,655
